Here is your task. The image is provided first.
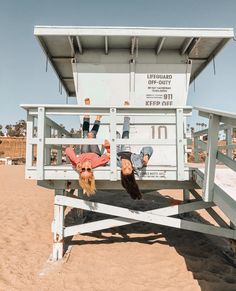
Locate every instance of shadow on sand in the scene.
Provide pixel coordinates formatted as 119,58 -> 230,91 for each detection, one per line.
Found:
64,190 -> 236,291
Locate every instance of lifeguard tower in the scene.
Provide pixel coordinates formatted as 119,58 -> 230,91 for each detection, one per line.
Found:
21,26 -> 236,261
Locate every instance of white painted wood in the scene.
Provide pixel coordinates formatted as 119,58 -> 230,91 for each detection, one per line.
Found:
225,128 -> 232,157
197,139 -> 207,151
33,26 -> 233,98
104,36 -> 108,55
196,107 -> 236,127
76,36 -> 83,54
21,104 -> 192,112
56,196 -> 235,239
217,151 -> 236,172
203,114 -> 220,202
56,132 -> 62,165
45,125 -> 51,165
44,137 -> 178,146
37,107 -> 46,180
221,116 -> 236,127
64,199 -> 214,237
46,116 -> 71,136
180,37 -> 194,55
176,109 -> 185,180
52,190 -> 65,261
129,59 -> 135,102
156,37 -> 165,55
34,26 -> 234,38
37,178 -> 196,191
190,188 -> 229,228
194,137 -> 199,162
27,166 -> 191,181
26,113 -> 34,170
193,167 -> 236,226
214,185 -> 236,226
109,108 -> 117,181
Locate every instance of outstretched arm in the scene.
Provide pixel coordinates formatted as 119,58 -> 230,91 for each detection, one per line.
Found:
102,139 -> 111,158
140,147 -> 153,165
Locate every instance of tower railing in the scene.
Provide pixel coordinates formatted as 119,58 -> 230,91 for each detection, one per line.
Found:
21,104 -> 192,181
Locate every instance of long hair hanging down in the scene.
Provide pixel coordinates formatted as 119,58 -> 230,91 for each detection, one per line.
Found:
79,174 -> 96,196
121,171 -> 142,200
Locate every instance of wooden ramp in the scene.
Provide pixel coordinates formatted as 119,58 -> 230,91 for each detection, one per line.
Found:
192,164 -> 236,227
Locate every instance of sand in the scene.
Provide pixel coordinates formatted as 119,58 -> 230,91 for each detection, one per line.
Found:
0,165 -> 236,291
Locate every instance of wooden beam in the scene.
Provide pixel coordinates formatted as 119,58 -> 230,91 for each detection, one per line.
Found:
156,37 -> 165,55
130,36 -> 136,55
76,36 -> 83,54
180,37 -> 194,55
217,151 -> 236,172
203,114 -> 220,202
105,36 -> 108,55
68,36 -> 76,57
64,200 -> 214,237
56,196 -> 236,239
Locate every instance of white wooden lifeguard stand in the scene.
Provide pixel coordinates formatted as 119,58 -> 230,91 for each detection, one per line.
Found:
21,26 -> 236,261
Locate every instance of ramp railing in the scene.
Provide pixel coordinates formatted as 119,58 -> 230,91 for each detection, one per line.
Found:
194,107 -> 236,202
193,124 -> 235,162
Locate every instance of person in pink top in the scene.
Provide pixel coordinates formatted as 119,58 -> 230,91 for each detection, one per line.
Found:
66,98 -> 110,196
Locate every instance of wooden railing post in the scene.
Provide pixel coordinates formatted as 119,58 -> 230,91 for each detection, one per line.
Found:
109,108 -> 117,181
26,112 -> 34,172
45,124 -> 51,165
225,127 -> 232,158
203,114 -> 220,202
176,108 -> 185,180
57,132 -> 62,165
37,107 -> 45,180
194,136 -> 199,162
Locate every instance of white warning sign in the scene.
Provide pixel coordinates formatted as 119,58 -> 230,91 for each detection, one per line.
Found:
134,64 -> 191,107
145,73 -> 174,106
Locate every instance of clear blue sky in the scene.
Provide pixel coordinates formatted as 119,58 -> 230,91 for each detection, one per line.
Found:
0,0 -> 236,129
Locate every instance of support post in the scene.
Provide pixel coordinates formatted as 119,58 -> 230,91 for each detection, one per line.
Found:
183,189 -> 190,202
52,189 -> 65,260
203,114 -> 220,202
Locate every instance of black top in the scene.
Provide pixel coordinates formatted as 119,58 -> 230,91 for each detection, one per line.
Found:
117,151 -> 132,161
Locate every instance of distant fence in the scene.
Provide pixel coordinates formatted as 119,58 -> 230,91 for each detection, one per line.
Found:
0,137 -> 27,161
192,124 -> 236,163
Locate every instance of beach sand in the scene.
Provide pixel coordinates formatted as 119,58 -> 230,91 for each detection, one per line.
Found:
0,165 -> 236,291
